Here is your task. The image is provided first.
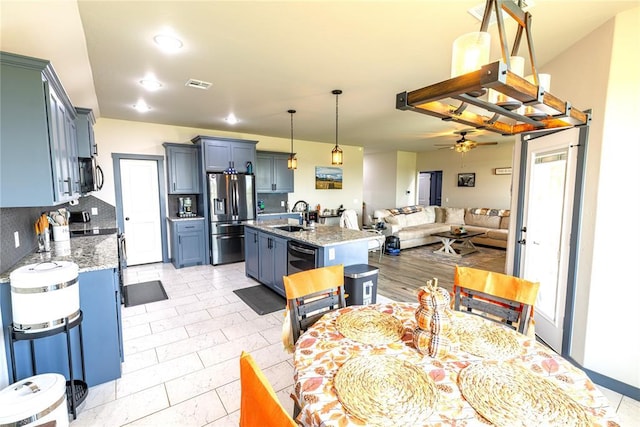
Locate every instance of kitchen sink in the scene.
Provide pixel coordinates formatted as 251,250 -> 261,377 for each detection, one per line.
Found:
273,225 -> 305,232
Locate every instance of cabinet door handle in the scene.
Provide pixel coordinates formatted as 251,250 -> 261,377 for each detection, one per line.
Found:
184,226 -> 195,229
173,182 -> 176,191
179,236 -> 181,244
64,178 -> 72,195
93,144 -> 98,156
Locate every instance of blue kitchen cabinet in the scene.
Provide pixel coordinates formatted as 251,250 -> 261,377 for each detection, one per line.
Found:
170,219 -> 207,268
75,107 -> 97,158
191,135 -> 257,173
245,227 -> 259,279
256,151 -> 294,193
258,232 -> 288,296
0,51 -> 80,207
164,143 -> 200,194
1,268 -> 123,387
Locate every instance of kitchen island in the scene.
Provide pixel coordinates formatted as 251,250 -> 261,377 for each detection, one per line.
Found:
0,234 -> 123,388
244,220 -> 380,297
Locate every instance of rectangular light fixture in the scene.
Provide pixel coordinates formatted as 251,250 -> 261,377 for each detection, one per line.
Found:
396,0 -> 590,136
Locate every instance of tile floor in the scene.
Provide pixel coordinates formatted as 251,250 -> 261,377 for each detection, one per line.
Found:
73,262 -> 640,426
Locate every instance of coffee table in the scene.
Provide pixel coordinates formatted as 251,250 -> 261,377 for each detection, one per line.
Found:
432,230 -> 484,257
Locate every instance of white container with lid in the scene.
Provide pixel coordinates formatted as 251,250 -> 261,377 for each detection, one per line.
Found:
9,261 -> 80,333
0,373 -> 69,427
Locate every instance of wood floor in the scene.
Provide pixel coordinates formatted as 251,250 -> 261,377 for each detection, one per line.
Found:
368,243 -> 507,303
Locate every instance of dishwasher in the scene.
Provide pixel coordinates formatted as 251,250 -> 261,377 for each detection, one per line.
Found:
287,241 -> 318,274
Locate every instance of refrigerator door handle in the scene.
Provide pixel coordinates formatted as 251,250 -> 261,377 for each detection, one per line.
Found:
231,180 -> 239,218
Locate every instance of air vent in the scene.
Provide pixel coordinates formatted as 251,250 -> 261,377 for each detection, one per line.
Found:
468,0 -> 534,24
185,79 -> 212,90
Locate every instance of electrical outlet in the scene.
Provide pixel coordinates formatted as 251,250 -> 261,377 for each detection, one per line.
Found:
91,207 -> 98,215
329,248 -> 336,260
14,231 -> 20,248
280,201 -> 285,207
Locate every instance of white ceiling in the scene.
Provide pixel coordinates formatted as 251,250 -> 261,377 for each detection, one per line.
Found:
2,1 -> 637,152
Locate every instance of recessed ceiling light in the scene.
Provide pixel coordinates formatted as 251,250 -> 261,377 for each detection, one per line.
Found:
153,34 -> 183,52
225,113 -> 239,125
140,79 -> 162,91
133,100 -> 151,113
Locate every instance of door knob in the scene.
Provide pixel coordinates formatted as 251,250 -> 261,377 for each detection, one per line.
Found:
125,217 -> 130,221
517,239 -> 526,244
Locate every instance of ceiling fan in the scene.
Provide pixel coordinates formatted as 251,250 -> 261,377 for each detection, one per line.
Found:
435,131 -> 498,153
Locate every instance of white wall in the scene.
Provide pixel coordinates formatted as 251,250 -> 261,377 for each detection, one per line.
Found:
395,151 -> 417,207
93,118 -> 363,216
363,151 -> 399,214
548,8 -> 640,389
415,142 -> 514,209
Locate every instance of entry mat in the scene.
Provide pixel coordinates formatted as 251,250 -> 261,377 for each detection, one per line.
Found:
124,280 -> 168,307
233,285 -> 286,315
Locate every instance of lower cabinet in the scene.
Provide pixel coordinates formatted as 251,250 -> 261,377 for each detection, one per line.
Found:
245,227 -> 259,279
1,268 -> 123,387
169,219 -> 207,268
245,230 -> 288,297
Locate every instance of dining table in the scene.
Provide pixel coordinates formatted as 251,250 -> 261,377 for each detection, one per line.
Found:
292,302 -> 619,426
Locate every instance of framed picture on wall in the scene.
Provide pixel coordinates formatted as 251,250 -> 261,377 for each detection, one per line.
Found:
315,166 -> 343,189
458,172 -> 475,187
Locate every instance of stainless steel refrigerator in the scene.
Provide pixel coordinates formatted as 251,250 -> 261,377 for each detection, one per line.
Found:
208,172 -> 255,265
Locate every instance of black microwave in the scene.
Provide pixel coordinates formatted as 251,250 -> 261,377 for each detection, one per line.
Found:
78,157 -> 104,194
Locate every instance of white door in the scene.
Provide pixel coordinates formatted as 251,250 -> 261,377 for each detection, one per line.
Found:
418,172 -> 431,206
120,159 -> 163,265
519,128 -> 579,352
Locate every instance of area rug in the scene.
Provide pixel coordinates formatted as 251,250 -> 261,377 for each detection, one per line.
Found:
401,244 -> 506,271
124,280 -> 168,307
234,285 -> 286,315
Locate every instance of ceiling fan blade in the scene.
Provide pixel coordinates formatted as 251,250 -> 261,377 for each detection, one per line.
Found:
475,142 -> 499,146
434,144 -> 455,147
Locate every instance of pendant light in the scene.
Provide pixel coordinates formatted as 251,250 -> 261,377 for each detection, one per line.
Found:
287,109 -> 297,170
331,89 -> 343,165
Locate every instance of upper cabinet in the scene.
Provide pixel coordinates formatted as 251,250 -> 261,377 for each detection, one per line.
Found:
75,107 -> 97,158
0,51 -> 80,207
191,135 -> 257,173
256,151 -> 294,193
164,143 -> 200,194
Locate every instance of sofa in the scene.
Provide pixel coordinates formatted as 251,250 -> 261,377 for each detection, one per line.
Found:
372,205 -> 510,250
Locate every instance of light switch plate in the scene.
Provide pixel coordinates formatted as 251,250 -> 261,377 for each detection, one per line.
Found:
329,247 -> 335,260
91,207 -> 98,215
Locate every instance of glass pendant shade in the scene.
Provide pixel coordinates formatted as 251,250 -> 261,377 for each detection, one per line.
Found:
287,155 -> 297,169
451,31 -> 491,77
331,145 -> 343,165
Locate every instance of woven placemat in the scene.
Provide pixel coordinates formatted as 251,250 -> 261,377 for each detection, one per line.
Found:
335,309 -> 404,345
452,314 -> 523,359
459,361 -> 593,427
334,355 -> 438,426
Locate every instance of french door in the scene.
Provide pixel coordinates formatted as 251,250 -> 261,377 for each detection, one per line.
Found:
517,127 -> 580,352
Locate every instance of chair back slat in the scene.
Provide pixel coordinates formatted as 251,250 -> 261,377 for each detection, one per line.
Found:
284,265 -> 346,344
454,266 -> 540,335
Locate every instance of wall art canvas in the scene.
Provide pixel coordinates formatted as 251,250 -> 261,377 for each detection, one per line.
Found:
458,172 -> 475,187
315,166 -> 343,189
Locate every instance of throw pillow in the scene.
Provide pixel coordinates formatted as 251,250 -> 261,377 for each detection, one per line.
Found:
405,211 -> 428,227
445,207 -> 465,224
423,206 -> 436,223
384,214 -> 407,228
435,207 -> 445,223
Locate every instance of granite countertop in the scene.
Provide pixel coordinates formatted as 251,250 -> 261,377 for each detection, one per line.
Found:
0,234 -> 118,283
244,220 -> 381,248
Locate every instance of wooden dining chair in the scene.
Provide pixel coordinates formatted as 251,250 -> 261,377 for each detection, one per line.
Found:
239,351 -> 298,427
283,264 -> 346,344
453,266 -> 540,335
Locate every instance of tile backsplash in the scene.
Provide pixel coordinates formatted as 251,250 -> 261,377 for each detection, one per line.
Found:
0,195 -> 115,273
